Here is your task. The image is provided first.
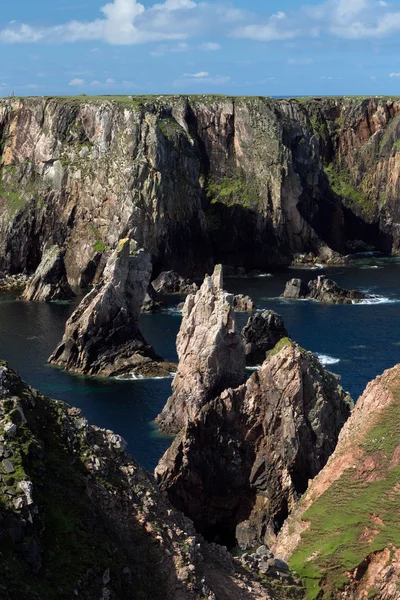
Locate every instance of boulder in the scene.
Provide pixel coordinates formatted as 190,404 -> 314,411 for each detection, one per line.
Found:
156,265 -> 246,434
141,283 -> 163,313
21,245 -> 75,302
48,239 -> 166,378
156,339 -> 353,548
151,271 -> 198,295
282,275 -> 368,304
242,310 -> 288,365
233,294 -> 256,312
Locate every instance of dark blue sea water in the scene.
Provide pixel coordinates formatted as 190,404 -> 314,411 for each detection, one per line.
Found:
1,256 -> 400,471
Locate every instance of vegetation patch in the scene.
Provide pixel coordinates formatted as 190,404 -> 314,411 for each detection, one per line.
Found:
289,391 -> 400,599
206,169 -> 260,208
324,163 -> 375,220
268,337 -> 292,358
89,224 -> 108,253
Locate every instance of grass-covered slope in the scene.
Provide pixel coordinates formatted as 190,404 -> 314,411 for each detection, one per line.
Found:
275,364 -> 400,599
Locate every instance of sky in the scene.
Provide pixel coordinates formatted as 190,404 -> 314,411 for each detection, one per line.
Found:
1,0 -> 400,97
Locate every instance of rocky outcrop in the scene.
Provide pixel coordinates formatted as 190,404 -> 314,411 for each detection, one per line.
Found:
48,238 -> 169,378
242,310 -> 288,365
2,96 -> 400,284
233,294 -> 256,312
274,363 -> 400,600
0,273 -> 29,294
0,361 -> 300,600
156,265 -> 246,434
155,339 -> 353,548
282,275 -> 368,304
151,270 -> 198,295
141,283 -> 163,313
21,245 -> 74,302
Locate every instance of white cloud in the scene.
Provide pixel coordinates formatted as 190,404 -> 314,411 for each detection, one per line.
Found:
69,77 -> 85,86
150,41 -> 188,55
2,0 -> 400,47
184,71 -> 209,77
390,72 -> 400,77
106,77 -> 115,83
200,42 -> 221,51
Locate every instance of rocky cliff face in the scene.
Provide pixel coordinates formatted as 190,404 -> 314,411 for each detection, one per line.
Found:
274,363 -> 400,600
155,340 -> 353,548
0,361 -> 294,600
48,238 -> 168,378
1,95 -> 399,284
21,244 -> 74,302
156,265 -> 245,434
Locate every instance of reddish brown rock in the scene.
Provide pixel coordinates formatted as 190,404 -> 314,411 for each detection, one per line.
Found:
156,264 -> 246,434
48,239 -> 168,378
274,363 -> 400,599
155,340 -> 352,548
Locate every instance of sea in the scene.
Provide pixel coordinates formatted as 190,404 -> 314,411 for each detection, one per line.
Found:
1,254 -> 399,471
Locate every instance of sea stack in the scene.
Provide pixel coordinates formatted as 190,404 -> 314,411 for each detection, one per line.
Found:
156,339 -> 353,548
48,238 -> 167,378
156,264 -> 246,434
282,275 -> 368,304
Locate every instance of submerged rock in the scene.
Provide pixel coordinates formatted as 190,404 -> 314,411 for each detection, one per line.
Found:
282,275 -> 368,304
48,239 -> 164,377
151,270 -> 198,295
21,245 -> 75,302
242,310 -> 288,365
156,339 -> 353,548
156,265 -> 246,434
274,363 -> 400,599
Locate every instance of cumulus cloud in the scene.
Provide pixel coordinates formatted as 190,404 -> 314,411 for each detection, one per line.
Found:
389,72 -> 400,77
184,71 -> 209,77
174,71 -> 230,86
2,0 -> 400,46
69,78 -> 85,86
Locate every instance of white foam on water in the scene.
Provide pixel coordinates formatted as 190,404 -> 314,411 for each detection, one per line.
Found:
246,366 -> 261,371
316,354 -> 341,366
114,373 -> 175,381
355,296 -> 398,305
255,273 -> 273,278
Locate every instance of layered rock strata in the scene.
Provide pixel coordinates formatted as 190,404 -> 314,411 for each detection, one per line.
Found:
282,275 -> 368,304
156,265 -> 246,434
0,361 -> 297,600
48,239 -> 169,378
274,363 -> 400,599
21,245 -> 75,302
242,310 -> 288,365
2,96 -> 400,284
156,339 -> 353,548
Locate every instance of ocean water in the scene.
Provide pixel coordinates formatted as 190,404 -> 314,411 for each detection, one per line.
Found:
1,256 -> 400,471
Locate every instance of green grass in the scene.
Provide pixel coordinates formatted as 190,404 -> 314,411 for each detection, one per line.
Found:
289,390 -> 400,599
325,163 -> 375,219
268,337 -> 292,358
89,224 -> 108,253
394,139 -> 400,149
206,169 -> 260,208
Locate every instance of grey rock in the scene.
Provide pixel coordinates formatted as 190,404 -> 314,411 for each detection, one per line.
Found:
152,271 -> 198,295
282,275 -> 368,304
2,459 -> 15,474
233,294 -> 256,312
242,310 -> 288,365
22,245 -> 75,302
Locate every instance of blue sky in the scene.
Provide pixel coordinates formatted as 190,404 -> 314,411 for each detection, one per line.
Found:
1,0 -> 400,97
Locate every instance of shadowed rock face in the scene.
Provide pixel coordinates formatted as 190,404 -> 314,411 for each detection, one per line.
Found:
48,239 -> 166,377
242,310 -> 288,365
0,362 -> 285,600
21,245 -> 75,302
156,265 -> 246,434
274,364 -> 400,600
151,271 -> 198,295
156,341 -> 353,548
282,275 -> 368,304
2,96 -> 400,284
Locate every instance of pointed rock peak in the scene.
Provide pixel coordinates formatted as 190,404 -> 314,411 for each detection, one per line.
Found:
21,245 -> 75,303
211,263 -> 223,292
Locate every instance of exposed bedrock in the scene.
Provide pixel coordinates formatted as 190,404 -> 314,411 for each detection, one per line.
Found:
242,310 -> 289,365
0,361 -> 292,600
2,96 -> 400,283
282,275 -> 368,304
151,270 -> 199,295
155,339 -> 353,548
21,244 -> 75,302
156,264 -> 246,434
274,363 -> 400,599
48,238 -> 170,378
